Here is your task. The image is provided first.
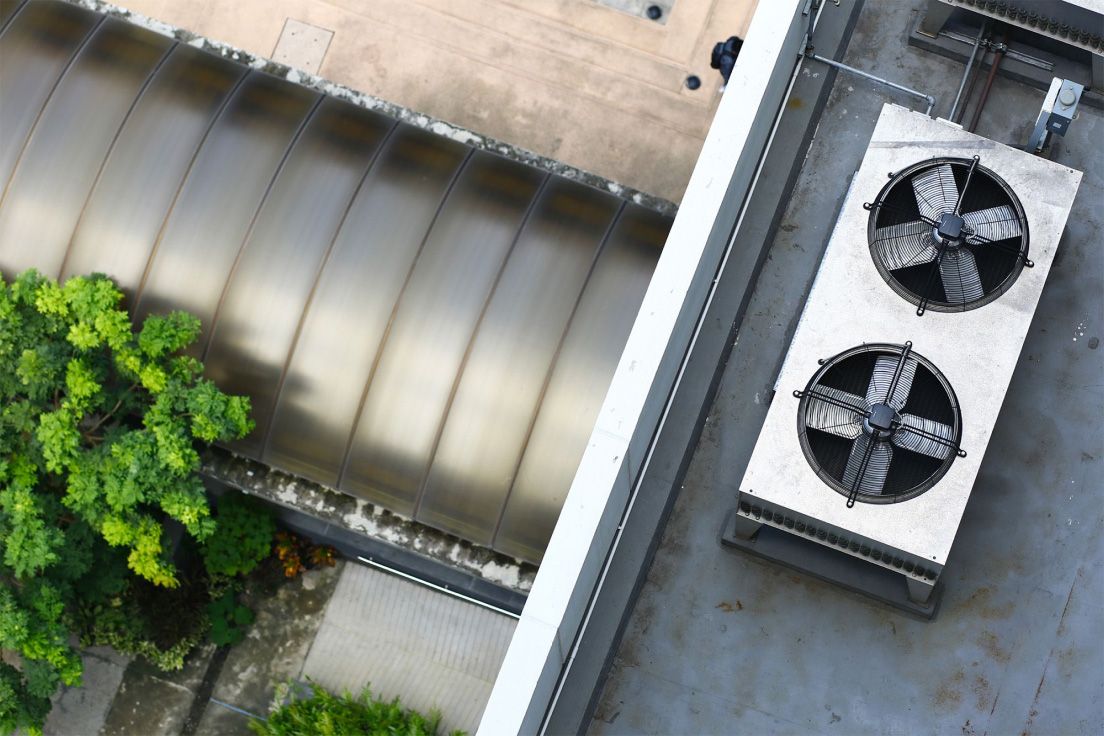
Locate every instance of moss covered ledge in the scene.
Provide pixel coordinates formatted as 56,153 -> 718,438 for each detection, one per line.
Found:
200,449 -> 537,597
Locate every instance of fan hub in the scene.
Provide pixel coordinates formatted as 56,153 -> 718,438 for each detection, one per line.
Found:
863,403 -> 899,439
933,212 -> 967,246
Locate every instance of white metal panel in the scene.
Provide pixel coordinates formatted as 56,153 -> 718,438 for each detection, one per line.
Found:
739,104 -> 1082,566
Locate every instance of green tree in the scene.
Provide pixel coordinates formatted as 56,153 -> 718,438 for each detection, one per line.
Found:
0,269 -> 253,735
250,681 -> 463,736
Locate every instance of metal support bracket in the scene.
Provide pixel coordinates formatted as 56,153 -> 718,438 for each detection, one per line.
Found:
804,48 -> 937,115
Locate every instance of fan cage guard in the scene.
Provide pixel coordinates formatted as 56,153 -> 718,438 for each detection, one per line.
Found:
867,157 -> 1030,313
796,343 -> 963,504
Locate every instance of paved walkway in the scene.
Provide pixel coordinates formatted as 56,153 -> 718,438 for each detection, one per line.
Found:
40,559 -> 510,735
303,564 -> 516,733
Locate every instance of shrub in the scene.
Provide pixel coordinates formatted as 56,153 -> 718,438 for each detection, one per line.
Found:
201,491 -> 275,578
250,682 -> 463,736
0,665 -> 50,736
274,531 -> 336,579
77,575 -> 210,671
207,590 -> 255,646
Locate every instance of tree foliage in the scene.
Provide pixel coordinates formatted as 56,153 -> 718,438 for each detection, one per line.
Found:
250,682 -> 462,736
0,270 -> 252,735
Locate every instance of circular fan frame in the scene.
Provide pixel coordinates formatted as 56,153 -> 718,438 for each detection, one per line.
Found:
866,156 -> 1031,314
795,343 -> 964,505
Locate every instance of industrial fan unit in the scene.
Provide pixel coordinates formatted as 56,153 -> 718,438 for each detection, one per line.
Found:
722,104 -> 1081,616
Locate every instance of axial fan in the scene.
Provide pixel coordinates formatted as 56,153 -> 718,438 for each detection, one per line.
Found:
866,156 -> 1030,315
794,342 -> 966,506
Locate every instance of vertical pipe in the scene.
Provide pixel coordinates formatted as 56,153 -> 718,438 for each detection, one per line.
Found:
954,45 -> 988,125
949,22 -> 987,123
967,33 -> 1006,133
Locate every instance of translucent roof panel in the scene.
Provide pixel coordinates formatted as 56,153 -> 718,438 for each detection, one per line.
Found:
0,0 -> 669,563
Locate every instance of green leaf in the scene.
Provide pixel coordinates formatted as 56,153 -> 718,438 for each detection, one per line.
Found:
1,269 -> 254,732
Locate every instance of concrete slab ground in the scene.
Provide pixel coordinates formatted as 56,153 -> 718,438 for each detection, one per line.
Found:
301,564 -> 517,734
101,644 -> 217,736
594,1 -> 1104,734
44,647 -> 131,736
109,0 -> 757,202
271,18 -> 332,75
195,563 -> 343,735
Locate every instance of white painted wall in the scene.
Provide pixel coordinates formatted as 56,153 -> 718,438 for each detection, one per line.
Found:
477,1 -> 815,733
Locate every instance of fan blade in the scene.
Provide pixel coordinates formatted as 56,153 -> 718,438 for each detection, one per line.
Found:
865,355 -> 917,412
843,434 -> 893,496
963,205 -> 1023,244
893,414 -> 956,459
804,387 -> 866,439
911,163 -> 959,222
939,248 -> 984,304
872,220 -> 938,270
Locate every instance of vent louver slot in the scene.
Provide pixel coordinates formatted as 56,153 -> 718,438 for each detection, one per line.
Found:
737,500 -> 937,580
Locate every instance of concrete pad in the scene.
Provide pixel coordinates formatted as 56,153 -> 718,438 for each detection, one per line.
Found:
106,0 -> 759,201
44,648 -> 131,736
301,563 -> 516,734
99,643 -> 217,736
195,563 -> 344,735
595,0 -> 676,25
270,18 -> 332,74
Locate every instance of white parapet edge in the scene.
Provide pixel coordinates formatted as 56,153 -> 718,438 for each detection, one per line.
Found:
477,1 -> 813,733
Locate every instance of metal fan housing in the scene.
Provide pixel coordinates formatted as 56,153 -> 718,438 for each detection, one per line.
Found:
796,343 -> 963,505
867,157 -> 1030,313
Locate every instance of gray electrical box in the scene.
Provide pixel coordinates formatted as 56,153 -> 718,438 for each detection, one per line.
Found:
1029,77 -> 1084,153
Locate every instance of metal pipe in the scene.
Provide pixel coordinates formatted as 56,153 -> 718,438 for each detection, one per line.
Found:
949,22 -> 987,122
967,33 -> 1007,132
939,27 -> 1054,71
955,45 -> 988,124
807,52 -> 936,116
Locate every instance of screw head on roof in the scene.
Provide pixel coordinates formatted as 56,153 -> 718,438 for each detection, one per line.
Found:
646,4 -> 663,20
685,75 -> 701,90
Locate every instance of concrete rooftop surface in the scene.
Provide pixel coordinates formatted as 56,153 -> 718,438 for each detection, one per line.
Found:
108,0 -> 758,203
593,1 -> 1103,735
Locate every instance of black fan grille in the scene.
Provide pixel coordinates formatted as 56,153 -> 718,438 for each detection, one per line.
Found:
867,157 -> 1030,314
795,343 -> 963,505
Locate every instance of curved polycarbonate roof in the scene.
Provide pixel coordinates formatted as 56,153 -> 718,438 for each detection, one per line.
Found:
0,1 -> 669,563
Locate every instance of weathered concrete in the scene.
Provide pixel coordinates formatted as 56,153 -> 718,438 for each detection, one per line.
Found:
270,18 -> 332,74
194,563 -> 343,735
594,1 -> 1104,734
203,451 -> 537,598
595,0 -> 676,25
99,643 -> 216,736
44,647 -> 131,736
302,564 -> 516,734
67,0 -> 683,212
90,0 -> 757,203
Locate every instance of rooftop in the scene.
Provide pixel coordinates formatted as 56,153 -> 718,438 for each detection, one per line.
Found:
590,1 -> 1103,733
88,0 -> 757,203
2,0 -> 1099,733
